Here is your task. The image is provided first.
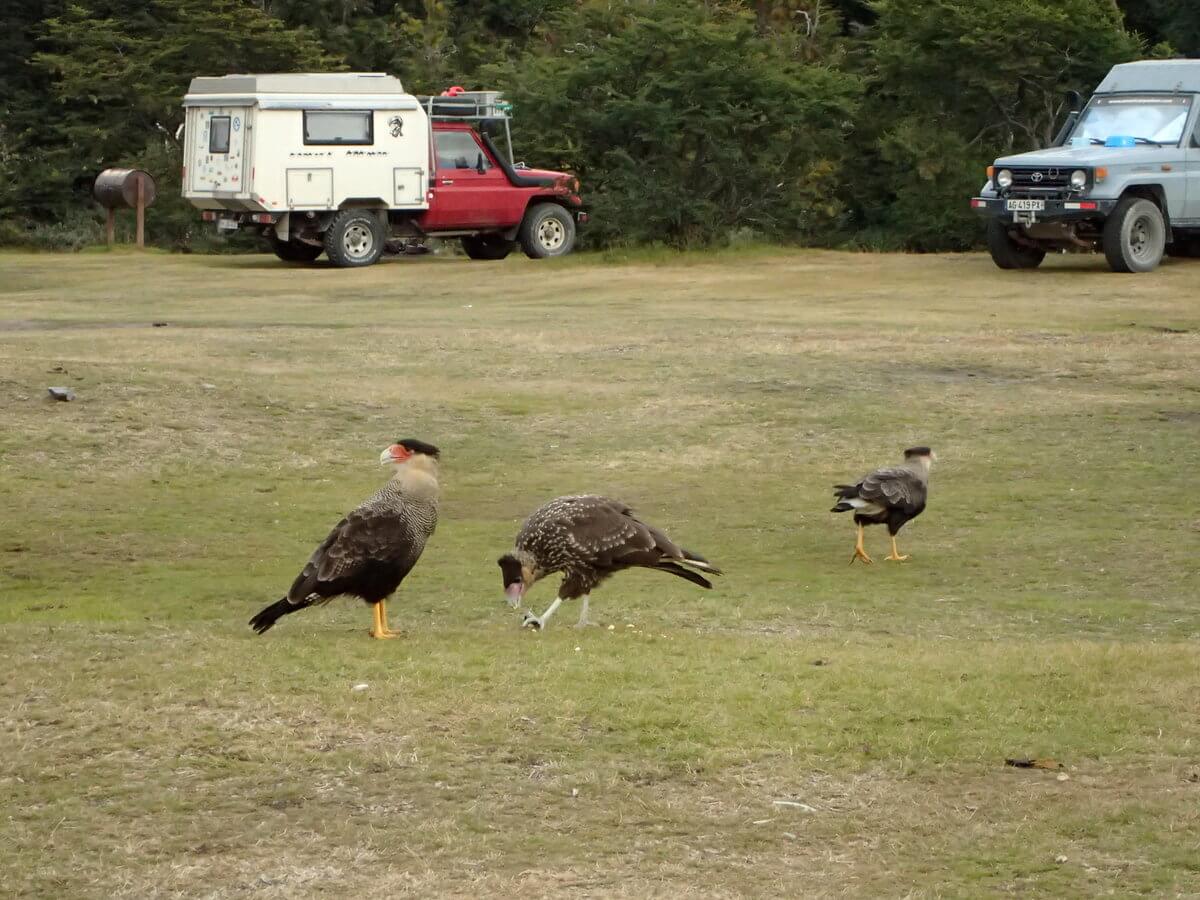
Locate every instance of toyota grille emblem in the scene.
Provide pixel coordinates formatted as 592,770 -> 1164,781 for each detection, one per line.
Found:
1030,171 -> 1044,183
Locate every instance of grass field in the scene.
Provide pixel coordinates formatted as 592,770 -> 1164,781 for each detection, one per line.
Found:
2,246 -> 1199,898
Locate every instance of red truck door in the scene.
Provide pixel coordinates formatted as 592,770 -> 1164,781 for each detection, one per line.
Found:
421,128 -> 525,230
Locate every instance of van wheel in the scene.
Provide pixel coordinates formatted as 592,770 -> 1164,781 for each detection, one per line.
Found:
268,234 -> 323,263
461,234 -> 515,260
519,203 -> 576,258
324,209 -> 385,268
986,220 -> 1045,270
1103,197 -> 1165,273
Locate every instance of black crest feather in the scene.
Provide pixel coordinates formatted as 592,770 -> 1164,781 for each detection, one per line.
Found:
398,438 -> 440,458
904,446 -> 933,458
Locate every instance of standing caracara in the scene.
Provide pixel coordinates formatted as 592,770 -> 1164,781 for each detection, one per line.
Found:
497,495 -> 721,630
831,446 -> 935,564
249,439 -> 440,638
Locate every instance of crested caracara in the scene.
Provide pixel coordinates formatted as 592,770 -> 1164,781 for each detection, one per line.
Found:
497,495 -> 721,630
249,439 -> 440,638
831,446 -> 935,564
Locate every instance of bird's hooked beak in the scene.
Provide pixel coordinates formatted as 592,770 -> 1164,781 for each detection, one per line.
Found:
504,582 -> 525,608
380,444 -> 410,466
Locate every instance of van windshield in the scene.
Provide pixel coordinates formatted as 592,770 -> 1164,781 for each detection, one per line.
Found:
1067,94 -> 1192,147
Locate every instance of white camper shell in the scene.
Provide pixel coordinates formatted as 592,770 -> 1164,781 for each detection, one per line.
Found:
183,73 -> 429,216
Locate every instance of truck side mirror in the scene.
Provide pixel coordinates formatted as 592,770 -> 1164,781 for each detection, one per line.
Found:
476,153 -> 486,175
1065,90 -> 1084,114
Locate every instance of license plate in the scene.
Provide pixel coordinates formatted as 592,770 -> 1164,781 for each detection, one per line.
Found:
1006,199 -> 1045,212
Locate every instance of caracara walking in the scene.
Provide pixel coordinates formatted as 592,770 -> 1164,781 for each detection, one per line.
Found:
497,495 -> 721,630
831,446 -> 935,564
249,439 -> 440,638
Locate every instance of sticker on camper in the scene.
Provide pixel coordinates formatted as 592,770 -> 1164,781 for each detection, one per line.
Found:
233,117 -> 241,132
388,116 -> 403,138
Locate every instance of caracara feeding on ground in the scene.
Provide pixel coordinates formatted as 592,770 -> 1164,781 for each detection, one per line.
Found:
249,439 -> 440,638
831,446 -> 935,564
497,495 -> 721,630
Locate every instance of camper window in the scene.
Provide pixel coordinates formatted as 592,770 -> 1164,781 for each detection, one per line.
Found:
209,117 -> 231,154
303,110 -> 373,146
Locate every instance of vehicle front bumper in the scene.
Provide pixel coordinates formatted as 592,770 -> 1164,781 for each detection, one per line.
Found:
970,196 -> 1118,222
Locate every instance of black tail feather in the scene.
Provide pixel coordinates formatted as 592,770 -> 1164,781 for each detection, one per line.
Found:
831,483 -> 859,513
654,562 -> 714,590
249,597 -> 296,635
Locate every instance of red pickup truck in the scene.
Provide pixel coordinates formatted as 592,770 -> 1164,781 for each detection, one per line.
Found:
184,77 -> 585,266
416,117 -> 586,261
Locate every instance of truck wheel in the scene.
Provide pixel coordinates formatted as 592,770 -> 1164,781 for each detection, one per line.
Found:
986,220 -> 1045,270
324,209 -> 385,268
268,234 -> 323,263
519,203 -> 576,259
461,234 -> 515,260
1103,197 -> 1165,273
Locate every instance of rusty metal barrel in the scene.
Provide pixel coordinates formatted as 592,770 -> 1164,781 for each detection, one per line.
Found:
92,168 -> 157,209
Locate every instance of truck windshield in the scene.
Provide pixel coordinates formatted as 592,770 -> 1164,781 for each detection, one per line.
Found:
1067,94 -> 1192,147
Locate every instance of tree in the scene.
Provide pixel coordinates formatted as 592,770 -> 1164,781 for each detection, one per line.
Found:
24,0 -> 337,245
1119,0 -> 1200,56
491,0 -> 862,248
850,0 -> 1141,250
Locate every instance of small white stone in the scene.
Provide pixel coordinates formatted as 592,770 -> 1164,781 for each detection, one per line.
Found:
352,683 -> 369,692
1057,772 -> 1070,782
608,624 -> 616,631
1055,855 -> 1068,864
574,646 -> 581,652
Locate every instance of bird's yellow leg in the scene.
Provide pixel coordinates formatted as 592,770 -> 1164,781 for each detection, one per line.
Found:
370,600 -> 403,639
885,535 -> 910,562
850,523 -> 873,565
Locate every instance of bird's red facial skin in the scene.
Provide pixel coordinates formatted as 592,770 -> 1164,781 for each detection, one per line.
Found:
388,444 -> 412,463
504,582 -> 525,604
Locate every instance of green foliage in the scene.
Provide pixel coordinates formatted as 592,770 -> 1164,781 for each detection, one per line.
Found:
0,0 -> 1189,252
5,0 -> 336,246
848,0 -> 1142,250
492,0 -> 861,248
1121,0 -> 1200,56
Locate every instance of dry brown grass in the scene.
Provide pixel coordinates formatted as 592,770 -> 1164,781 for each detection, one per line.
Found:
1,247 -> 1199,898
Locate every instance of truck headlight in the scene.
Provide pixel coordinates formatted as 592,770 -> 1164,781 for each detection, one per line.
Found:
996,169 -> 1013,189
1070,169 -> 1087,189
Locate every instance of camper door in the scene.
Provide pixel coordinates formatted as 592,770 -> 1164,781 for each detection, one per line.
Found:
189,107 -> 251,196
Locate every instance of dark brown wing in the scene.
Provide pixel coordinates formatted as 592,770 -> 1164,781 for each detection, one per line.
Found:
563,498 -> 683,568
857,466 -> 926,514
287,509 -> 416,601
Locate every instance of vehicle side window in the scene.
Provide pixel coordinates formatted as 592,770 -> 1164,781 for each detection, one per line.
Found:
435,131 -> 491,171
303,110 -> 373,146
209,116 -> 231,154
1193,113 -> 1200,148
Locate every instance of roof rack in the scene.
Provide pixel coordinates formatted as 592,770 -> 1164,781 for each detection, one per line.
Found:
417,89 -> 516,164
416,90 -> 511,122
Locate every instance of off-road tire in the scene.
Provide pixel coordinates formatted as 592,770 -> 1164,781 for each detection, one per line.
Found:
268,233 -> 323,263
324,209 -> 386,268
518,203 -> 576,259
1103,197 -> 1165,274
986,220 -> 1045,270
461,234 -> 515,260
